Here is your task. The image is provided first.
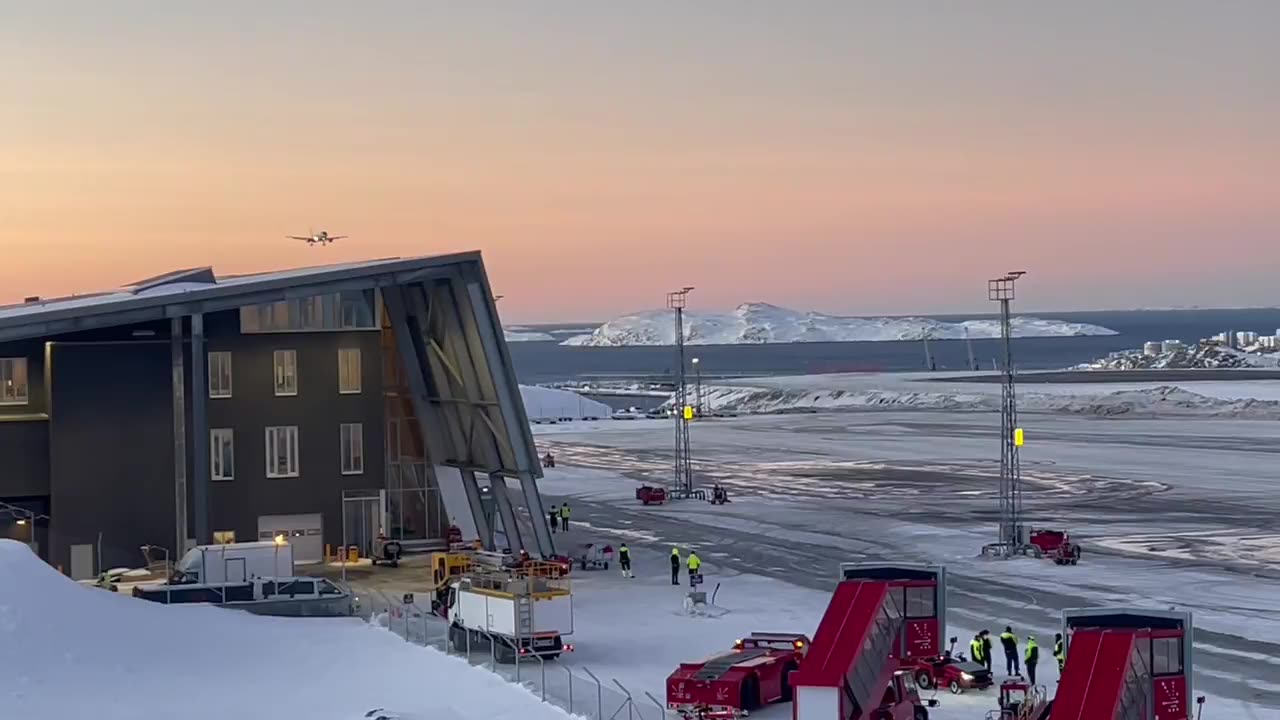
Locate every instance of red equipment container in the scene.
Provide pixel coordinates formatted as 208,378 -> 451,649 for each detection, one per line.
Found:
636,485 -> 667,505
837,563 -> 946,667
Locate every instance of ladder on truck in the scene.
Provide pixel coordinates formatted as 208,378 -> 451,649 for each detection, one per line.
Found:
516,595 -> 534,641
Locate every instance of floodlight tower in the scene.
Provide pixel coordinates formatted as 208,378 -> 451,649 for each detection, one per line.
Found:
667,287 -> 695,497
984,270 -> 1028,558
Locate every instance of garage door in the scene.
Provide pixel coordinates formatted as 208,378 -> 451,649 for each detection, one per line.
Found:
257,513 -> 323,565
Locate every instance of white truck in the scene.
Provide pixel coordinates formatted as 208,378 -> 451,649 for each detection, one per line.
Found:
173,541 -> 295,585
442,569 -> 574,663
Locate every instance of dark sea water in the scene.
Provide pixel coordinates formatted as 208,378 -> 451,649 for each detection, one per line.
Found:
507,309 -> 1280,385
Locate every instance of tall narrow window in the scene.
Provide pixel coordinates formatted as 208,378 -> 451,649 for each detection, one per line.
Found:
208,351 -> 232,398
0,358 -> 28,405
265,426 -> 299,477
273,350 -> 297,396
210,428 -> 235,480
340,423 -> 364,475
338,348 -> 362,394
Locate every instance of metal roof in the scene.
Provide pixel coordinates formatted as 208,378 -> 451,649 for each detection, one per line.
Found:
0,253 -> 480,342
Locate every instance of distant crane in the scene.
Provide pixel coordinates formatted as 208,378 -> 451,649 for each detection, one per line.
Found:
288,230 -> 346,246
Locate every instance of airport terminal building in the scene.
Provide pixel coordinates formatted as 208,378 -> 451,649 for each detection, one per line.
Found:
0,254 -> 555,578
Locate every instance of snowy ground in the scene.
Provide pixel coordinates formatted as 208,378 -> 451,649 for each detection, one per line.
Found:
694,370 -> 1280,418
0,540 -> 575,720
530,410 -> 1280,718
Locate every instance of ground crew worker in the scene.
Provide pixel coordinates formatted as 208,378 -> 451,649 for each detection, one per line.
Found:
548,505 -> 559,533
969,633 -> 985,665
1025,635 -> 1040,684
559,503 -> 571,531
619,543 -> 632,578
1000,626 -> 1021,676
1053,633 -> 1065,674
980,630 -> 994,672
686,550 -> 702,588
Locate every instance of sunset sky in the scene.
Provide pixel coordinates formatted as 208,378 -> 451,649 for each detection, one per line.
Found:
2,1 -> 1276,323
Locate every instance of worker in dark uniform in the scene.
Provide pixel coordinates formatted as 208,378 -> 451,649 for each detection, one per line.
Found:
969,633 -> 985,666
559,503 -> 571,531
619,543 -> 632,578
670,547 -> 681,585
1053,633 -> 1065,674
981,630 -> 994,672
1000,626 -> 1021,676
1025,635 -> 1039,684
686,550 -> 702,588
548,505 -> 559,534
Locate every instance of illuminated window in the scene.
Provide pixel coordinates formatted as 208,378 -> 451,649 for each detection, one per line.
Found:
239,291 -> 378,333
0,358 -> 29,405
273,350 -> 297,396
213,531 -> 236,545
338,348 -> 361,394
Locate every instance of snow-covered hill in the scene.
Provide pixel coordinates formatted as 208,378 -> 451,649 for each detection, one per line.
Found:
0,540 -> 574,720
562,302 -> 1117,346
1075,343 -> 1280,370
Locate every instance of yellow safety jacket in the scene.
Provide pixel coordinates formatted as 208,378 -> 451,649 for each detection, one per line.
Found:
970,638 -> 984,663
687,553 -> 701,572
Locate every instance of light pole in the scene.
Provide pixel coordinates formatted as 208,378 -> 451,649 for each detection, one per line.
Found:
982,270 -> 1028,559
667,287 -> 695,497
691,358 -> 702,416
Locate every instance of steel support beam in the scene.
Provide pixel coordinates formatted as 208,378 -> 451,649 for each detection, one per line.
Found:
458,470 -> 494,550
466,280 -> 555,557
190,313 -> 209,546
170,317 -> 188,556
488,473 -> 525,555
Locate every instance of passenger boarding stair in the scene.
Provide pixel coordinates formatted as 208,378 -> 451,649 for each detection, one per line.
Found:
789,581 -> 903,720
1050,629 -> 1151,720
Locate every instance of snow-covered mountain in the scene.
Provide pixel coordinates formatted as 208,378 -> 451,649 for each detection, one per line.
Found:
1075,344 -> 1280,370
562,302 -> 1117,347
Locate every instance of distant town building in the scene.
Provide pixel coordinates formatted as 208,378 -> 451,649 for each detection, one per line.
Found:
1143,342 -> 1163,356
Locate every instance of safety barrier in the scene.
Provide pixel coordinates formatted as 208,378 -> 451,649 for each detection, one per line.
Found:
360,589 -> 671,719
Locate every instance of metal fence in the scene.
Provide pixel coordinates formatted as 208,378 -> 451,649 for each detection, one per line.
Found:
359,589 -> 670,720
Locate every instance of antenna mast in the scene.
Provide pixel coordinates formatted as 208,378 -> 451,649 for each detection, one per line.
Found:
667,287 -> 695,498
982,270 -> 1032,558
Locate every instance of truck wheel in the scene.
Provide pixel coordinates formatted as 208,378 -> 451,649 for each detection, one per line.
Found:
740,675 -> 761,712
915,670 -> 933,690
914,707 -> 929,720
780,662 -> 798,702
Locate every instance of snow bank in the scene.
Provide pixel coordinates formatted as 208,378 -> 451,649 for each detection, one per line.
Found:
1076,343 -> 1280,370
0,540 -> 575,720
562,302 -> 1117,346
520,385 -> 612,421
504,328 -> 556,342
687,375 -> 1280,419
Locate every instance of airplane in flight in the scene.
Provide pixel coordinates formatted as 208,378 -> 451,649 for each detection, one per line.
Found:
288,231 -> 346,246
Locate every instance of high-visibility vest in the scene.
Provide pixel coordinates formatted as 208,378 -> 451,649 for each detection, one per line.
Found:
970,638 -> 984,662
687,554 -> 701,571
560,506 -> 570,518
1025,640 -> 1038,662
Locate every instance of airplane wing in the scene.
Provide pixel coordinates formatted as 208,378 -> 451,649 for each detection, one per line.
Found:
288,236 -> 313,241
329,236 -> 347,240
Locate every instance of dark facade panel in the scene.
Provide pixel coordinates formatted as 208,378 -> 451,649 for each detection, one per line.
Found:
0,338 -> 48,417
203,310 -> 386,550
0,420 -> 50,496
48,342 -> 177,571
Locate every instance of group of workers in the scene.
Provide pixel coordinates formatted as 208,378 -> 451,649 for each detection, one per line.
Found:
547,504 -> 572,533
967,626 -> 1065,685
671,547 -> 702,586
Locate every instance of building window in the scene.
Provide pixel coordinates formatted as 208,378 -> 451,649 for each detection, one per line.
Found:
208,351 -> 232,398
211,429 -> 235,481
340,423 -> 364,475
273,350 -> 297,396
240,290 -> 378,333
213,530 -> 236,545
338,348 -> 362,394
0,357 -> 29,405
904,586 -> 935,619
266,426 -> 299,478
